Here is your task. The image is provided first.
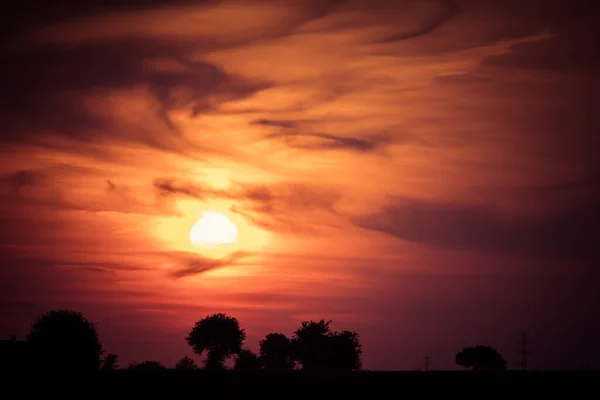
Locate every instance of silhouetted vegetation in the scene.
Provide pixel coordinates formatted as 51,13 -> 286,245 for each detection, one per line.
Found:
291,320 -> 362,371
234,349 -> 261,371
260,333 -> 294,371
26,309 -> 104,371
127,361 -> 168,371
327,330 -> 362,371
186,313 -> 246,370
175,356 -> 198,370
101,353 -> 119,371
456,346 -> 507,371
8,307 -> 544,380
292,320 -> 332,371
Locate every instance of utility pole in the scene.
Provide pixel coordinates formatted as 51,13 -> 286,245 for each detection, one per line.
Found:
518,331 -> 530,371
423,355 -> 430,371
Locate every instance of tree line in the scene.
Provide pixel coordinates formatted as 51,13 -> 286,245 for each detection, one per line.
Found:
14,309 -> 362,372
5,309 -> 508,372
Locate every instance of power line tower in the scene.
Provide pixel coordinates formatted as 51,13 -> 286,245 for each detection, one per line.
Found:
423,355 -> 431,371
517,331 -> 532,371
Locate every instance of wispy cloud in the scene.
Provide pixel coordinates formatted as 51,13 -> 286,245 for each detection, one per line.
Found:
251,118 -> 391,153
375,0 -> 460,43
0,167 -> 176,216
166,251 -> 253,278
153,178 -> 218,200
151,177 -> 341,233
0,40 -> 267,158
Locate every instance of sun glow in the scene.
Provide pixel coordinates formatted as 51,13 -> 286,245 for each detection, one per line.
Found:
190,211 -> 238,248
152,198 -> 273,261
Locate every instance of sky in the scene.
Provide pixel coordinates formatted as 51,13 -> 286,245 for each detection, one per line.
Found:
0,0 -> 599,370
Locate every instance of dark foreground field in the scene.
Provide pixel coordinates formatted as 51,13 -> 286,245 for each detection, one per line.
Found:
4,371 -> 599,396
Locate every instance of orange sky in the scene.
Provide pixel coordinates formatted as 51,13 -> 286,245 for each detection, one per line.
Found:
1,0 -> 599,370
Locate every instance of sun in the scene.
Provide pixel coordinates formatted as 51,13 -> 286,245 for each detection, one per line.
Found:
189,211 -> 238,249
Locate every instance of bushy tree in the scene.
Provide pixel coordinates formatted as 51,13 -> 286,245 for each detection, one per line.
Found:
456,345 -> 507,371
328,330 -> 362,371
259,333 -> 294,371
186,313 -> 246,370
234,349 -> 261,371
26,309 -> 104,371
291,319 -> 362,371
291,320 -> 332,371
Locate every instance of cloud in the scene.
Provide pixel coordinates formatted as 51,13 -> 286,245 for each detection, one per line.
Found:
355,195 -> 600,262
231,183 -> 341,232
251,119 -> 298,129
0,246 -> 156,306
0,39 -> 267,155
151,176 -> 342,233
167,251 -> 252,278
1,170 -> 45,192
153,178 -> 219,200
57,261 -> 154,274
537,173 -> 600,196
251,118 -> 390,153
376,0 -> 460,43
14,1 -> 346,46
482,13 -> 600,72
274,131 -> 388,152
0,1 -> 215,42
0,167 -> 176,216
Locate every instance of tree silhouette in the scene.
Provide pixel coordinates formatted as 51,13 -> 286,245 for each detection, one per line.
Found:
101,353 -> 119,371
259,333 -> 294,371
233,349 -> 261,371
456,345 -> 507,371
291,320 -> 332,371
291,320 -> 363,371
127,361 -> 167,371
328,330 -> 362,371
186,313 -> 246,370
26,309 -> 104,371
175,356 -> 198,370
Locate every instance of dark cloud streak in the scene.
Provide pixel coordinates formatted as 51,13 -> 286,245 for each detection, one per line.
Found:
1,170 -> 44,192
167,251 -> 252,278
378,0 -> 460,42
153,178 -> 216,200
483,18 -> 600,72
0,0 -> 218,44
252,118 -> 390,153
355,197 -> 600,262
